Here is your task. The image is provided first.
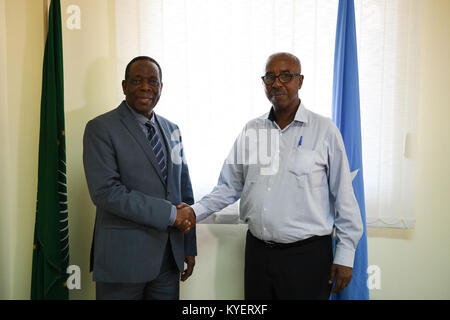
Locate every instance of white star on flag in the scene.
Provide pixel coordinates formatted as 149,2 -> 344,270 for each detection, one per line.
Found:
351,169 -> 359,181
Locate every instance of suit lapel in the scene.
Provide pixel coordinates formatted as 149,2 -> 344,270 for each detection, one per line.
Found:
117,102 -> 166,186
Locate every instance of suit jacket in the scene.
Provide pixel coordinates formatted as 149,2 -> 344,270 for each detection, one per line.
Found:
83,101 -> 196,283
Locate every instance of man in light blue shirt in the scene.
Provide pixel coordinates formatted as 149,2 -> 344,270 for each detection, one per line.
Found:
181,52 -> 363,299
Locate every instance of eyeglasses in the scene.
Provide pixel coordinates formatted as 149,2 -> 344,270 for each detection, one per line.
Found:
261,73 -> 301,85
130,78 -> 161,87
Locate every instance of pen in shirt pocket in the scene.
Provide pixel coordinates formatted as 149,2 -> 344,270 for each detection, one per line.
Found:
298,136 -> 303,147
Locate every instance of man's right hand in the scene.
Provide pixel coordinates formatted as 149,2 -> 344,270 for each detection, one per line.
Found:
174,202 -> 196,233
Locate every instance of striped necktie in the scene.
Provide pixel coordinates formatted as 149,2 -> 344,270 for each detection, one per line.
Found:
145,121 -> 167,183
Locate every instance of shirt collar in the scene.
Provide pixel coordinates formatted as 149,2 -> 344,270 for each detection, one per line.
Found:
267,100 -> 309,124
125,100 -> 156,126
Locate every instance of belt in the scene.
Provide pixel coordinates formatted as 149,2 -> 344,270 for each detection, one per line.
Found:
249,231 -> 331,249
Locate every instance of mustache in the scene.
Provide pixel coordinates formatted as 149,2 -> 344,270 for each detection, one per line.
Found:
271,89 -> 287,96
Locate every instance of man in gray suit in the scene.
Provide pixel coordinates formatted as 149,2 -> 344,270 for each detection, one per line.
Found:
83,56 -> 196,300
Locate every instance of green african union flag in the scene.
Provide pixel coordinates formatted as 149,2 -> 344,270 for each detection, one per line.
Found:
31,0 -> 69,300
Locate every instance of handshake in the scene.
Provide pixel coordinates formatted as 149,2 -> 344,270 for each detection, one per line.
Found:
173,202 -> 196,233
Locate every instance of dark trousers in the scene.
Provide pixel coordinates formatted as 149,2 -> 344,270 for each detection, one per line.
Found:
244,230 -> 333,300
96,239 -> 180,300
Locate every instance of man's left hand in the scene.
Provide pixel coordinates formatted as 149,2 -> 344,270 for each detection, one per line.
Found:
329,264 -> 353,294
181,255 -> 195,281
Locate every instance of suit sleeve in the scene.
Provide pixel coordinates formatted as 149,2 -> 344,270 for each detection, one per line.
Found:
177,131 -> 197,256
83,118 -> 173,230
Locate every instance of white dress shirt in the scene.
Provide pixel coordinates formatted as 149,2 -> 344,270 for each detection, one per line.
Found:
192,102 -> 363,267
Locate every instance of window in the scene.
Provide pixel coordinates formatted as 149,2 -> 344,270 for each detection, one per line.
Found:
114,0 -> 419,228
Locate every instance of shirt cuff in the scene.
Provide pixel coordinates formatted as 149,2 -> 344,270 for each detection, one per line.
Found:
168,205 -> 177,226
333,245 -> 356,268
191,203 -> 210,221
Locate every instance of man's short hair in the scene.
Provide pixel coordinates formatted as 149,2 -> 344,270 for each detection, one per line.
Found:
124,56 -> 163,81
266,52 -> 301,73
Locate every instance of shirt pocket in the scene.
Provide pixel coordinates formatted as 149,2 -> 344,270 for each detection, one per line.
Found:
287,148 -> 317,187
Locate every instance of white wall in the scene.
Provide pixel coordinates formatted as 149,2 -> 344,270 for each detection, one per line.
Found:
366,0 -> 450,299
0,0 -> 44,299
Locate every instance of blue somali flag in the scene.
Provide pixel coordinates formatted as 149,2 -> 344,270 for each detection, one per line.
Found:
331,0 -> 369,300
